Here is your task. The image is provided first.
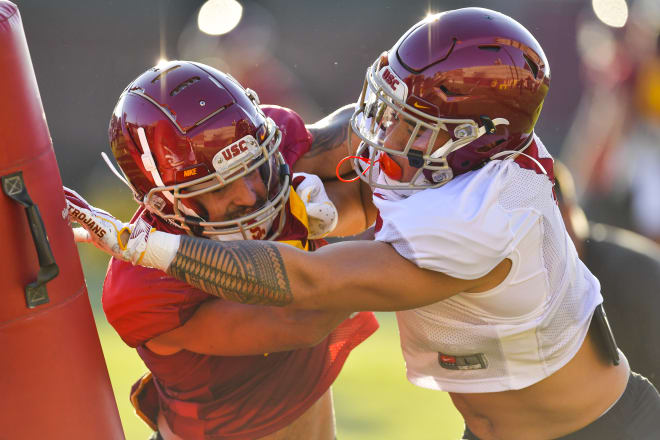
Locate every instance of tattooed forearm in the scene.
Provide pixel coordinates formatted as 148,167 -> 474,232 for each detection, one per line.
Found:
167,236 -> 293,306
305,104 -> 355,158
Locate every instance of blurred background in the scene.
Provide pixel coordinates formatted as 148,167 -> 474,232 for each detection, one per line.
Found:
12,0 -> 660,438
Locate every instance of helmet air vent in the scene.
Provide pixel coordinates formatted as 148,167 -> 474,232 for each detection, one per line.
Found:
478,45 -> 501,52
170,76 -> 200,96
523,54 -> 539,78
151,65 -> 181,83
439,85 -> 463,97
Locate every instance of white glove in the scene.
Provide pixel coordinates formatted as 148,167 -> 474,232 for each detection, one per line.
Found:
292,173 -> 338,239
64,187 -> 178,270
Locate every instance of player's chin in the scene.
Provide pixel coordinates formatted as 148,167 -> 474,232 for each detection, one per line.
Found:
225,201 -> 269,221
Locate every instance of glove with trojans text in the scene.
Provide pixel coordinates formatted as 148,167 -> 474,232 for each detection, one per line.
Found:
63,186 -> 179,270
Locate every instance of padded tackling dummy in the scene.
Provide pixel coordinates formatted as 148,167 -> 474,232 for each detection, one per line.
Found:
0,2 -> 124,438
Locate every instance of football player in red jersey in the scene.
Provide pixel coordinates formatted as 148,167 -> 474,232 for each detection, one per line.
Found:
65,60 -> 378,440
69,8 -> 660,440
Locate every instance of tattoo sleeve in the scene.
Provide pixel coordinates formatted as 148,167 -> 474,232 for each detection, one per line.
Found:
305,105 -> 354,158
167,236 -> 293,306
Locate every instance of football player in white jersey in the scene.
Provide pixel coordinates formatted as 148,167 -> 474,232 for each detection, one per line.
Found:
68,8 -> 660,440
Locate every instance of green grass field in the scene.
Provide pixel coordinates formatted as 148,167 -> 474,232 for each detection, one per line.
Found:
80,235 -> 464,439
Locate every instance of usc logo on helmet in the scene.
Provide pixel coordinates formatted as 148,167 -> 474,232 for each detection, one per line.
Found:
382,68 -> 400,91
377,66 -> 408,101
220,139 -> 249,161
212,135 -> 259,173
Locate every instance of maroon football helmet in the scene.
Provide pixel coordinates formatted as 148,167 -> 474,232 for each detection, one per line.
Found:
108,61 -> 290,240
351,7 -> 550,190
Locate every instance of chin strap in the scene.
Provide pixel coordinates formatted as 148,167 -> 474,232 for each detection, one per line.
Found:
336,154 -> 375,183
101,151 -> 133,190
430,117 -> 510,160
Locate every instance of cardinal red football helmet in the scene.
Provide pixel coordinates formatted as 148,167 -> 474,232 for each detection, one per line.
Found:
351,7 -> 550,190
108,61 -> 290,239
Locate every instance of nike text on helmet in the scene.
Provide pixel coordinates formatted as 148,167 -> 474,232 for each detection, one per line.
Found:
108,61 -> 290,239
350,7 -> 550,190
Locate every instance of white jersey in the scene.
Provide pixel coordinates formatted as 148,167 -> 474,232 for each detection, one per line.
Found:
373,139 -> 602,393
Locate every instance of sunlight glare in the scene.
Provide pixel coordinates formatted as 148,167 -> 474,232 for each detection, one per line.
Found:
198,0 -> 243,36
592,0 -> 629,28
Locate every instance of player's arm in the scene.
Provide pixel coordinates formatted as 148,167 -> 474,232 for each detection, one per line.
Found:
146,299 -> 349,356
165,237 -> 511,311
294,104 -> 359,178
292,104 -> 376,236
65,188 -> 509,311
322,178 -> 377,237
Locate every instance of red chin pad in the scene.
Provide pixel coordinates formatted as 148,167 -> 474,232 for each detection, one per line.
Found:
379,152 -> 402,180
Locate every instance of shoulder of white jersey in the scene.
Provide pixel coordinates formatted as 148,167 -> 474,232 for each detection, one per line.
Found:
374,161 -> 542,279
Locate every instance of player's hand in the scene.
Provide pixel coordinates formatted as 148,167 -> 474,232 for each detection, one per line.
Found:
292,173 -> 338,239
63,186 -> 154,265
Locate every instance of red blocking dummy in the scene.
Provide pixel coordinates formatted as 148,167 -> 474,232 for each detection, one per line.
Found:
0,2 -> 124,438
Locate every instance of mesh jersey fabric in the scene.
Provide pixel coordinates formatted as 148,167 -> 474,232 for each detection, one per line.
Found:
374,136 -> 602,392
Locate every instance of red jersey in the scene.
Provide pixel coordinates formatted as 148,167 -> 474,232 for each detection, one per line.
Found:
102,106 -> 379,439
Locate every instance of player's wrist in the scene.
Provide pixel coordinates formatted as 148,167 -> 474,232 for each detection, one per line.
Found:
141,231 -> 180,271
